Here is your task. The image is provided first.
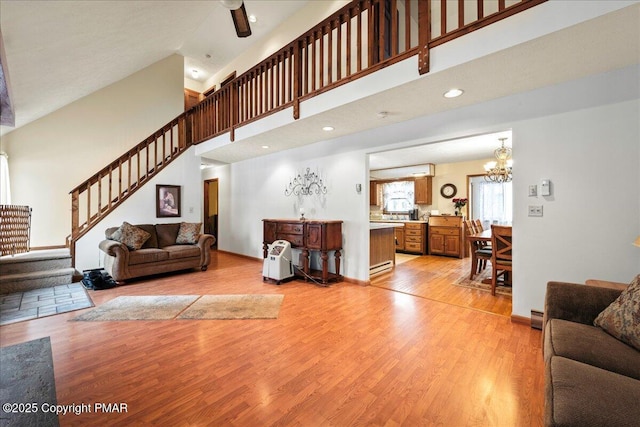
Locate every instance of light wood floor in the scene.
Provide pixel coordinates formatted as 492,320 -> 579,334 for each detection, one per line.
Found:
371,254 -> 513,318
0,251 -> 544,426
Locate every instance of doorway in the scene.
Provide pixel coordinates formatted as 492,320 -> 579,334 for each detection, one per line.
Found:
203,178 -> 218,248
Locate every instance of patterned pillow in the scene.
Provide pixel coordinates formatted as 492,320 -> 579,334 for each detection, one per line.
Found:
109,222 -> 151,250
594,274 -> 640,351
176,222 -> 202,244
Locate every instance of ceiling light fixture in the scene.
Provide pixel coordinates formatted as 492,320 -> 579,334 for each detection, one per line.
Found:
377,111 -> 388,119
248,14 -> 257,23
322,126 -> 334,131
261,145 -> 269,149
220,0 -> 242,10
443,88 -> 464,98
484,138 -> 513,183
191,69 -> 198,79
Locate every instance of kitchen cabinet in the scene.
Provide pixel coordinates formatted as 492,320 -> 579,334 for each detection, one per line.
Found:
428,215 -> 464,258
414,176 -> 432,205
370,181 -> 379,206
394,226 -> 405,251
403,222 -> 427,254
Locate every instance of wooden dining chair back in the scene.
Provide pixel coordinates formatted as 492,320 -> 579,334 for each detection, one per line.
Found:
490,225 -> 512,295
474,219 -> 484,232
466,220 -> 490,279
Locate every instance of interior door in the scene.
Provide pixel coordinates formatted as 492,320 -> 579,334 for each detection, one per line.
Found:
203,178 -> 218,248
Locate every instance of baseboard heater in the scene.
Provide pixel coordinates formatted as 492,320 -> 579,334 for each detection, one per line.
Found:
370,260 -> 393,276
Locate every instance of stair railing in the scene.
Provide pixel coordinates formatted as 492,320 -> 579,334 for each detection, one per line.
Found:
69,0 -> 546,265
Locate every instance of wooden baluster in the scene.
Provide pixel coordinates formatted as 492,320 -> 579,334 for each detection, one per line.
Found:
71,190 -> 79,238
441,0 -> 447,36
311,31 -> 317,91
346,9 -> 352,77
458,0 -> 464,29
391,0 -> 398,56
498,0 -> 505,11
378,0 -> 384,61
405,0 -> 411,51
327,22 -> 333,85
357,3 -> 363,72
338,15 -> 344,80
478,0 -> 484,19
418,0 -> 430,75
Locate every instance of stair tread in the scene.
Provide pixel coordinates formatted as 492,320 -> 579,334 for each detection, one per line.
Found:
1,268 -> 76,281
0,249 -> 71,264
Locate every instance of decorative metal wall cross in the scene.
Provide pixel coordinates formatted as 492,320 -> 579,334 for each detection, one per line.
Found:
285,167 -> 327,196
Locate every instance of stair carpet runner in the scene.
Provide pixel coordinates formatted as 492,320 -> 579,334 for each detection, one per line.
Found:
0,249 -> 75,295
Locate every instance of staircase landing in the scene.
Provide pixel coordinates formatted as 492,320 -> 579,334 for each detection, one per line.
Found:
0,249 -> 76,295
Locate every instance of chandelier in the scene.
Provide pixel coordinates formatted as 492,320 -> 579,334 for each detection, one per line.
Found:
484,138 -> 513,183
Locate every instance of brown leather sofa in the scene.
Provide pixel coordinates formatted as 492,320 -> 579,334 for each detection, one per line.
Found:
98,223 -> 215,283
543,280 -> 640,427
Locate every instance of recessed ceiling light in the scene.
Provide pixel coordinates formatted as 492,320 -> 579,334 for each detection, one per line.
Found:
261,145 -> 269,149
322,126 -> 334,131
443,88 -> 464,98
248,14 -> 257,23
377,111 -> 388,119
191,69 -> 199,79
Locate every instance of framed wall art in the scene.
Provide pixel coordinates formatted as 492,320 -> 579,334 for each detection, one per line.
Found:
156,184 -> 181,218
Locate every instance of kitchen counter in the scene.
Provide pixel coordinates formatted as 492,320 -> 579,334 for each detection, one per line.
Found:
370,219 -> 428,224
369,222 -> 406,230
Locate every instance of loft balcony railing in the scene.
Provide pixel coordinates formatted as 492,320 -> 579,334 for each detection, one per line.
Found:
69,0 -> 545,264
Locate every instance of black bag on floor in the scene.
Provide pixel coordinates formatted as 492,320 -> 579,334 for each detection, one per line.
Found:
82,269 -> 117,290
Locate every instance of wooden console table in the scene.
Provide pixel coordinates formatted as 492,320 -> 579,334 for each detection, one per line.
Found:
263,219 -> 343,284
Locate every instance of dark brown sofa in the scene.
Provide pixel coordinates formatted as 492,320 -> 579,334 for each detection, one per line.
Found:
98,223 -> 215,283
543,281 -> 640,427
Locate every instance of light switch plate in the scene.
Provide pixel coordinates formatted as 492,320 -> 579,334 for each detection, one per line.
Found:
529,185 -> 537,196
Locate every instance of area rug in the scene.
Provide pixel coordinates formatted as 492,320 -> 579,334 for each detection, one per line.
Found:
178,294 -> 284,320
0,283 -> 94,326
0,337 -> 59,426
453,268 -> 512,296
72,294 -> 284,321
72,295 -> 199,321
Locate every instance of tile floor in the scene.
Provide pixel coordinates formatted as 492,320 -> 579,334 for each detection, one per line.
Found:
0,283 -> 93,325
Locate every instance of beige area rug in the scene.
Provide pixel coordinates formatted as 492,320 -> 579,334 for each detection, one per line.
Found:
178,294 -> 284,320
72,295 -> 199,321
453,268 -> 512,296
72,294 -> 284,321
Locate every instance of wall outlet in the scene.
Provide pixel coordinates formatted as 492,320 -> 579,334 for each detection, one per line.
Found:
528,205 -> 543,217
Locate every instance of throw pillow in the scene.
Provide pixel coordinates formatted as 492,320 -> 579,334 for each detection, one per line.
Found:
109,222 -> 151,250
594,274 -> 640,351
176,222 -> 201,244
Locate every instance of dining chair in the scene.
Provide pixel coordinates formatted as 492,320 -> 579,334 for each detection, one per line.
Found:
465,220 -> 491,279
490,224 -> 512,295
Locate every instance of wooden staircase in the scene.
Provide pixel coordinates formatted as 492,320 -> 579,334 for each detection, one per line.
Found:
0,249 -> 75,295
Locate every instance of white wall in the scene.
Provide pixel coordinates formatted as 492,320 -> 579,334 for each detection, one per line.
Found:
2,54 -> 185,247
512,99 -> 640,314
75,146 -> 202,272
203,146 -> 370,282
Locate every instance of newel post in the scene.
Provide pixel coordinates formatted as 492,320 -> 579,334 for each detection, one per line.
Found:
418,0 -> 431,75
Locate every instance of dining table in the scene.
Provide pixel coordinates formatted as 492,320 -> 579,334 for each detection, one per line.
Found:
466,227 -> 512,286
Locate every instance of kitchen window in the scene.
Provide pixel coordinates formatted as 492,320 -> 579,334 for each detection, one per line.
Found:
382,181 -> 414,213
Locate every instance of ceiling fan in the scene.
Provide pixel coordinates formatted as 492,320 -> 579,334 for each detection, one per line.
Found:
220,0 -> 252,38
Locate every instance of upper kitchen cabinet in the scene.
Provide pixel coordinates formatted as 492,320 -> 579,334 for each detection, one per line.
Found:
370,181 -> 379,206
414,176 -> 432,205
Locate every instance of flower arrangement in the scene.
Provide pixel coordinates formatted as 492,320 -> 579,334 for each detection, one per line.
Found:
452,198 -> 468,216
